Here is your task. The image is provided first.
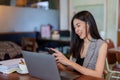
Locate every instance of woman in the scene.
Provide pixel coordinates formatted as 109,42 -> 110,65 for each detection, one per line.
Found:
51,11 -> 107,78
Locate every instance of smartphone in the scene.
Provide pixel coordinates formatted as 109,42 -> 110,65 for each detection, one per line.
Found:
45,47 -> 55,54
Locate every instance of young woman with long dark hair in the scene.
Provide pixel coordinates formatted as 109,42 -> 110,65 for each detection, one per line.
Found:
52,11 -> 107,78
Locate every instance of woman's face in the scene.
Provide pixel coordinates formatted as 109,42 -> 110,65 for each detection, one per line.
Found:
73,19 -> 90,39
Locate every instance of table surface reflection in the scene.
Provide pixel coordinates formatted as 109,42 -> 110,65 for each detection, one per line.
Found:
0,72 -> 105,80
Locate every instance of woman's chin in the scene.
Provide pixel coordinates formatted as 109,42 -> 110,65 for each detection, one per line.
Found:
79,36 -> 84,39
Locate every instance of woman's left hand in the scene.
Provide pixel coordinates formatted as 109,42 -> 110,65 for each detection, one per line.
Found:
51,48 -> 71,66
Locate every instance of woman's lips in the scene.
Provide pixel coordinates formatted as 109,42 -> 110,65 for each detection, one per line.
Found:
78,32 -> 82,36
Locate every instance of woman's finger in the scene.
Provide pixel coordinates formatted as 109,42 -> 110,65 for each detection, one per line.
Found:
50,48 -> 62,53
52,53 -> 58,57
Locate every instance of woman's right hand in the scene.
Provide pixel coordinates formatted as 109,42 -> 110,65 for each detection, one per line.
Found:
51,48 -> 72,66
57,63 -> 67,71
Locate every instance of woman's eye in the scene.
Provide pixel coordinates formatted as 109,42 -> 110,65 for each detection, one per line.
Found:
77,25 -> 81,28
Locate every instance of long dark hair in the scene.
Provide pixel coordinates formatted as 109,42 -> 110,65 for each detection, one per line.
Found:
70,11 -> 102,58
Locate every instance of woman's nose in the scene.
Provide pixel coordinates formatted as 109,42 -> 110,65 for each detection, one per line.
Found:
75,28 -> 79,33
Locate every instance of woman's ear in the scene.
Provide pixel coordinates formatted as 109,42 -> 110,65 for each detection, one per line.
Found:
86,22 -> 90,32
86,22 -> 90,28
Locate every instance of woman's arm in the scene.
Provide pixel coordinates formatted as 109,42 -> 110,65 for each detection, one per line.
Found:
57,63 -> 73,71
52,42 -> 107,78
56,55 -> 75,71
67,42 -> 107,77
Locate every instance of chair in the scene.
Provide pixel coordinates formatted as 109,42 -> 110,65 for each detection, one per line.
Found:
0,41 -> 22,60
21,37 -> 38,52
105,39 -> 120,80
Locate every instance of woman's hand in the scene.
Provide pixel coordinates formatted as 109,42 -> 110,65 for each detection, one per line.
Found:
57,63 -> 67,71
51,48 -> 71,66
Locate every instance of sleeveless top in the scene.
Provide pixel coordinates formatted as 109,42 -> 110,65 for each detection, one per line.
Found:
76,57 -> 84,66
70,39 -> 104,70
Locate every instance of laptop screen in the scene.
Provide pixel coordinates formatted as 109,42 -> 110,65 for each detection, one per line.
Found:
22,51 -> 61,80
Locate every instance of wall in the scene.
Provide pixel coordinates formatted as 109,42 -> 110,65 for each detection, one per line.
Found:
59,0 -> 68,30
68,0 -> 118,46
69,0 -> 105,33
0,6 -> 59,32
106,0 -> 118,46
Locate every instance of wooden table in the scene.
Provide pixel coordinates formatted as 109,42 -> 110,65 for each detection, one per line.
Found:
0,72 -> 105,80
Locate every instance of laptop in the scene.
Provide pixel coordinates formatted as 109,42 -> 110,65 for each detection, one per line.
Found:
22,51 -> 80,80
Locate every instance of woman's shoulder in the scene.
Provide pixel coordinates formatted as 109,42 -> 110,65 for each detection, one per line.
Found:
95,39 -> 106,43
96,39 -> 107,47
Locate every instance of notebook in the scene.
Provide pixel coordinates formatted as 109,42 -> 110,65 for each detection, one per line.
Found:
22,51 -> 80,80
